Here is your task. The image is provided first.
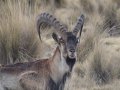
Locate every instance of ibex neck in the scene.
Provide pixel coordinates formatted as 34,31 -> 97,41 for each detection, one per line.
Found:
50,46 -> 69,83
66,57 -> 76,71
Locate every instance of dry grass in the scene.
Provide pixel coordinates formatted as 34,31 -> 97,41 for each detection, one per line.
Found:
0,0 -> 120,90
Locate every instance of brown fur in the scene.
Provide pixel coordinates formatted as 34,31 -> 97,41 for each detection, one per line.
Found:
0,46 -> 70,90
0,59 -> 51,75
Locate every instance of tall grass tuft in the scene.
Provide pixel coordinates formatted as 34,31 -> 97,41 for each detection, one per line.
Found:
0,0 -> 41,64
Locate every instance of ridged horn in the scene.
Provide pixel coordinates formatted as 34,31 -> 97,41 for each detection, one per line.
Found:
36,13 -> 67,39
73,14 -> 84,36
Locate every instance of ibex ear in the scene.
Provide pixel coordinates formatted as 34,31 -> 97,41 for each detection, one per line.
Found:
52,33 -> 59,44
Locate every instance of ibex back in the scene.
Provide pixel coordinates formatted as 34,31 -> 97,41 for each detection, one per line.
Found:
0,13 -> 84,90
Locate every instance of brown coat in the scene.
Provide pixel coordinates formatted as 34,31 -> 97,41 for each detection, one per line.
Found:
0,47 -> 70,90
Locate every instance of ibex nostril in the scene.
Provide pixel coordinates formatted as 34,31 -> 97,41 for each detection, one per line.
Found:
70,49 -> 75,53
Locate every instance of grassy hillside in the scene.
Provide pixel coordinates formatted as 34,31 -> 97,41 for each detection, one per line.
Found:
0,0 -> 120,89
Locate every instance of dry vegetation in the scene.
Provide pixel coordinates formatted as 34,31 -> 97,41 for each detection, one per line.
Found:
0,0 -> 120,90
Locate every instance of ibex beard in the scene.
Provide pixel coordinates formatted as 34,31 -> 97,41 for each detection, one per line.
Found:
0,13 -> 84,90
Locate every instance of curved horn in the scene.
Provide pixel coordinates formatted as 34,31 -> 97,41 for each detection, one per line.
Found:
36,13 -> 67,39
73,14 -> 84,36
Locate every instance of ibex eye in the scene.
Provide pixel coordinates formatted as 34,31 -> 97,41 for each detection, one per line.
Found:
59,38 -> 65,43
77,38 -> 80,43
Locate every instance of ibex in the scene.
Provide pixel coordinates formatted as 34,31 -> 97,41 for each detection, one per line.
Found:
0,13 -> 84,90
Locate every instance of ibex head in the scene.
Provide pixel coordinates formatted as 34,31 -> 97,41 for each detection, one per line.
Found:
36,13 -> 84,59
